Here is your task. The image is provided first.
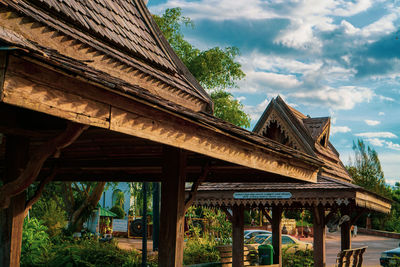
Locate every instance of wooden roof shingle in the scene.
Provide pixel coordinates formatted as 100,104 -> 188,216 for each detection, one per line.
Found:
3,0 -> 212,111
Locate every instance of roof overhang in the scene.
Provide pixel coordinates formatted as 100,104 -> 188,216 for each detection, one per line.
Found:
190,176 -> 392,214
0,49 -> 322,183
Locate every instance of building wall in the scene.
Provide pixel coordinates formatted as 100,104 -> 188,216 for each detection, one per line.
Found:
99,183 -> 131,219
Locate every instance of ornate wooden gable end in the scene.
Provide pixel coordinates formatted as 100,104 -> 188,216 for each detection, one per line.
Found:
254,96 -> 352,182
253,96 -> 315,156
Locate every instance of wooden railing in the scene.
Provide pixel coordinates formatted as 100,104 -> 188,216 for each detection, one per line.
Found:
336,246 -> 368,267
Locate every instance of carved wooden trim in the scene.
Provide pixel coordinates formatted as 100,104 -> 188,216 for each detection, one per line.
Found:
261,110 -> 303,151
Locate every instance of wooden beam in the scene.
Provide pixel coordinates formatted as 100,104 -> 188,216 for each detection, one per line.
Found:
313,206 -> 326,267
262,208 -> 273,224
2,56 -> 320,183
0,51 -> 8,100
272,206 -> 282,266
184,161 -> 210,211
221,206 -> 233,222
0,135 -> 29,267
0,122 -> 88,209
340,207 -> 351,250
232,204 -> 244,267
159,146 -> 187,267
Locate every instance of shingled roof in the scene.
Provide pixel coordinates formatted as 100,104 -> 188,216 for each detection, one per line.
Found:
253,96 -> 351,182
2,0 -> 212,112
193,175 -> 391,214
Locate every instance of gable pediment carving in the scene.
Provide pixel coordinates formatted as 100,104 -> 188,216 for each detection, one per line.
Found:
261,110 -> 302,151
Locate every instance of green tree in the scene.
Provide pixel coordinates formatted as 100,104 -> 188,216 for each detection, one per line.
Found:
346,139 -> 397,230
153,8 -> 250,127
347,139 -> 391,198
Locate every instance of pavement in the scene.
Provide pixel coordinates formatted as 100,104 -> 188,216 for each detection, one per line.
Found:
116,232 -> 400,266
297,231 -> 400,266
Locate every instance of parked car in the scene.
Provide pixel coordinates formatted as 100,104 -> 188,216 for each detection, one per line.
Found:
244,230 -> 272,241
380,244 -> 400,266
246,234 -> 313,253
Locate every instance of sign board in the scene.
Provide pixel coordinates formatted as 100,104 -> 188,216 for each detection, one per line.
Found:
233,192 -> 292,199
113,219 -> 128,232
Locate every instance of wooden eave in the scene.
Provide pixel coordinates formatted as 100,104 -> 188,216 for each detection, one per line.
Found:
0,1 -> 213,113
190,176 -> 392,214
0,46 -> 323,183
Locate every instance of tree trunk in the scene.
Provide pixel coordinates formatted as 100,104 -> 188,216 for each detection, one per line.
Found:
69,182 -> 106,232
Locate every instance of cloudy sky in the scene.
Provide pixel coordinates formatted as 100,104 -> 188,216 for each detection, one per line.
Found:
148,0 -> 400,185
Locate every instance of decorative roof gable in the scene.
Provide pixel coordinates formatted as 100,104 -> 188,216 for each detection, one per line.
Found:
254,96 -> 352,182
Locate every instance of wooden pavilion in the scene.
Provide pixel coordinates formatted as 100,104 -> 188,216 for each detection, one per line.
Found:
0,1 -> 324,266
192,96 -> 391,267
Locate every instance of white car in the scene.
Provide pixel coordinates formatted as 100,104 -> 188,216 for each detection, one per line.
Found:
244,230 -> 272,241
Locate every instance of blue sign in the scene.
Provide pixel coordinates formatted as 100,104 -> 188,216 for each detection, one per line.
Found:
233,192 -> 292,199
113,219 -> 128,232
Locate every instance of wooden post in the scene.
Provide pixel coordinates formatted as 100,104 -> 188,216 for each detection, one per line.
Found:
313,206 -> 326,267
341,207 -> 351,250
159,146 -> 186,267
341,222 -> 351,250
232,204 -> 244,267
142,182 -> 148,267
0,135 -> 29,267
272,206 -> 282,266
152,182 -> 160,252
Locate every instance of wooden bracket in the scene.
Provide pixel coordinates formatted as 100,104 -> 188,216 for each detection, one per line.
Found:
0,122 -> 88,210
221,206 -> 233,222
184,160 -> 210,211
350,208 -> 367,225
24,164 -> 58,217
262,208 -> 273,224
0,51 -> 8,101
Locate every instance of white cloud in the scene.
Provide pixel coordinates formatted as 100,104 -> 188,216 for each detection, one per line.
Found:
331,126 -> 351,135
378,112 -> 385,116
289,86 -> 373,110
365,138 -> 385,147
355,132 -> 398,138
364,119 -> 380,126
243,98 -> 270,121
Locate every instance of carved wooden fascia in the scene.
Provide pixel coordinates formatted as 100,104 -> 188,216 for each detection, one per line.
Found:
261,109 -> 303,151
316,123 -> 330,148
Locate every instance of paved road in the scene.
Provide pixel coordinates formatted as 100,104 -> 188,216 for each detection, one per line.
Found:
117,232 -> 400,266
324,232 -> 399,266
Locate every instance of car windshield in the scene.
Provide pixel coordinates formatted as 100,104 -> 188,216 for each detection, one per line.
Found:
254,235 -> 270,244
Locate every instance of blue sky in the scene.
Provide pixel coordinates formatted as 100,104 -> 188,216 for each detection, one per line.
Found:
148,0 -> 400,185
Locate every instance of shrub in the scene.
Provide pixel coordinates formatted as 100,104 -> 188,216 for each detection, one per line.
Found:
282,246 -> 313,267
21,218 -> 51,267
30,197 -> 67,238
183,237 -> 220,265
47,239 -> 141,267
110,205 -> 126,219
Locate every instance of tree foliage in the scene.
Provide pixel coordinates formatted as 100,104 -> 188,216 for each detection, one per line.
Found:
347,139 -> 391,198
153,8 -> 250,127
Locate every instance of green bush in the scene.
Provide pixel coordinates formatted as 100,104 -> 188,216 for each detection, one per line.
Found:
21,218 -> 51,267
183,238 -> 220,265
47,239 -> 142,267
282,246 -> 313,267
110,205 -> 126,219
30,197 -> 67,238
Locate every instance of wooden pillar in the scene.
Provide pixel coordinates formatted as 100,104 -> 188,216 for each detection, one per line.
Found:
341,207 -> 351,251
313,206 -> 326,267
232,204 -> 244,267
152,182 -> 160,252
272,206 -> 282,266
341,222 -> 351,250
0,135 -> 29,267
159,146 -> 186,267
